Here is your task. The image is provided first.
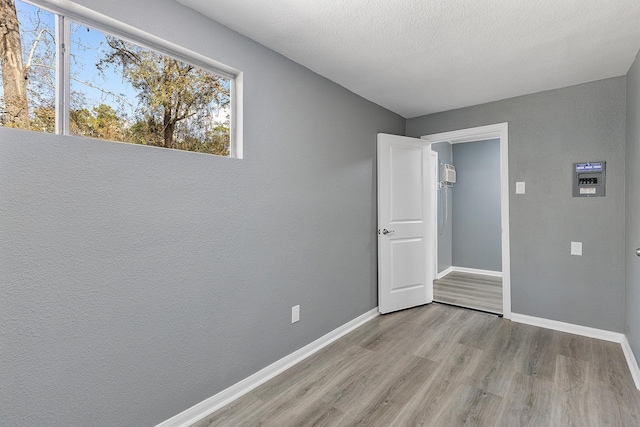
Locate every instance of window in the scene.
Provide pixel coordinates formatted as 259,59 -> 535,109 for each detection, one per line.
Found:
0,0 -> 55,132
0,0 -> 239,157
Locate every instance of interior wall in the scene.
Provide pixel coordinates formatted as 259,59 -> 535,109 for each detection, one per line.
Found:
451,139 -> 501,271
407,77 -> 626,332
626,49 -> 640,360
0,0 -> 405,425
431,142 -> 453,273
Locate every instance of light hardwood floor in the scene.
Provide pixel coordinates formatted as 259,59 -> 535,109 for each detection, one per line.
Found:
193,303 -> 640,427
434,271 -> 502,314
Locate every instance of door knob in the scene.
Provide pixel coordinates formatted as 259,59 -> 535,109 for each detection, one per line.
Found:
636,248 -> 640,257
381,229 -> 394,235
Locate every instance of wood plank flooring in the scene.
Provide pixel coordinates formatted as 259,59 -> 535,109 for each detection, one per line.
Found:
192,303 -> 640,427
434,271 -> 502,314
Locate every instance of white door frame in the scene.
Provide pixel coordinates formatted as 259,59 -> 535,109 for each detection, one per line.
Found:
421,123 -> 511,318
430,150 -> 439,281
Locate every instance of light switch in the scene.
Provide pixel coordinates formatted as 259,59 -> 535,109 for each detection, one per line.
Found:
516,182 -> 525,194
571,241 -> 582,256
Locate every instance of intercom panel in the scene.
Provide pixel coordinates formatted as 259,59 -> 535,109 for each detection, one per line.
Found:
573,162 -> 605,197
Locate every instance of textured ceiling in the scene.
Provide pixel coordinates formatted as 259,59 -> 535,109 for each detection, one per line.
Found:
177,0 -> 640,118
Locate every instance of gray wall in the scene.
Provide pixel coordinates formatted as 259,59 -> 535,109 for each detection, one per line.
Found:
431,142 -> 453,273
407,77 -> 626,332
0,0 -> 405,425
626,50 -> 640,361
452,139 -> 502,271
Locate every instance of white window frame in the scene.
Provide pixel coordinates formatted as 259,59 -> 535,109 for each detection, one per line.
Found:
23,0 -> 243,158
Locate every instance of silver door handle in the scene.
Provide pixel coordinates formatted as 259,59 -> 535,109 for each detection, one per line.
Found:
636,248 -> 640,257
380,229 -> 394,235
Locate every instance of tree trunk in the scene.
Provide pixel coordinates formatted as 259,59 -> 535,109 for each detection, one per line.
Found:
163,108 -> 174,148
0,0 -> 29,128
161,56 -> 174,148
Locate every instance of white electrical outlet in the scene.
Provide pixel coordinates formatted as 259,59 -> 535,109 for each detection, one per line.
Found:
571,241 -> 582,256
516,182 -> 525,194
292,305 -> 300,323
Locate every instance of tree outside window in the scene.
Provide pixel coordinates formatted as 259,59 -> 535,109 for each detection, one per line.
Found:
0,0 -> 232,157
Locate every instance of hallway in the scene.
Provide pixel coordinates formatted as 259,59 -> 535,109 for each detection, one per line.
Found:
434,271 -> 502,314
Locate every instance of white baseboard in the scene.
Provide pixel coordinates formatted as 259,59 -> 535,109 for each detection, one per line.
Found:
436,266 -> 453,279
510,313 -> 623,343
510,313 -> 640,389
436,266 -> 503,279
622,335 -> 640,390
156,307 -> 380,427
451,266 -> 503,277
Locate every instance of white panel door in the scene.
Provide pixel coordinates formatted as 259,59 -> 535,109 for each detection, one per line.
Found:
377,133 -> 433,314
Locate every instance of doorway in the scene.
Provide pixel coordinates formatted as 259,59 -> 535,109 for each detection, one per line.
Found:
422,123 -> 511,318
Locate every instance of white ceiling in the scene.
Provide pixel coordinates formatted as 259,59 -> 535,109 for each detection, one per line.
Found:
177,0 -> 640,118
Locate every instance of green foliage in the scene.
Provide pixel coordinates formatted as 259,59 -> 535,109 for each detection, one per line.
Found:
71,104 -> 127,142
178,125 -> 230,156
127,116 -> 164,147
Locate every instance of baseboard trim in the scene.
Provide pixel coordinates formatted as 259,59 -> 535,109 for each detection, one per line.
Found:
451,266 -> 503,277
510,313 -> 623,343
156,307 -> 380,427
436,266 -> 453,279
622,335 -> 640,390
437,266 -> 503,279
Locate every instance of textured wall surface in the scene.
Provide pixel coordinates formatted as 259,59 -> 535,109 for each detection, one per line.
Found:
431,142 -> 453,273
0,0 -> 404,425
407,77 -> 626,331
626,50 -> 640,360
452,139 -> 502,271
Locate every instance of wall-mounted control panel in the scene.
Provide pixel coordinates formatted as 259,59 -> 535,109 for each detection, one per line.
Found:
573,162 -> 605,197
